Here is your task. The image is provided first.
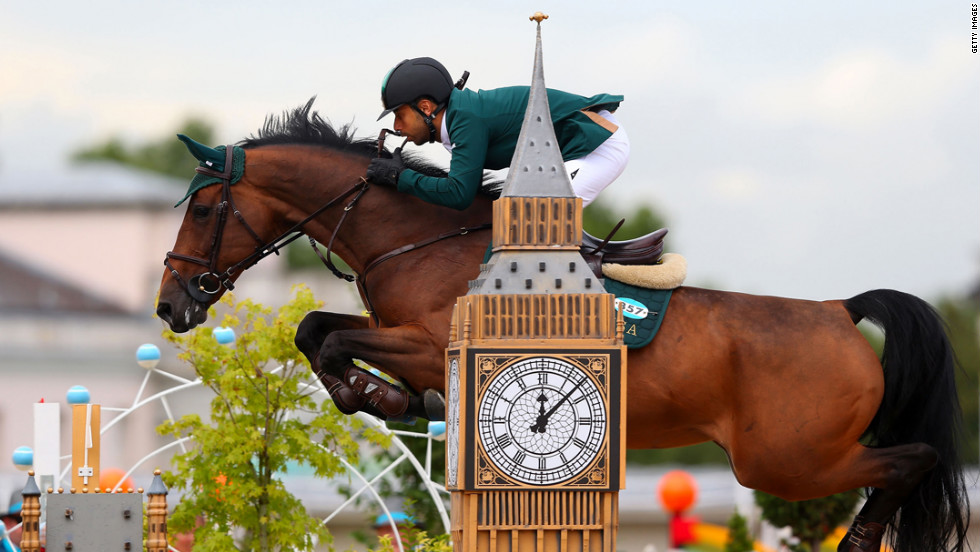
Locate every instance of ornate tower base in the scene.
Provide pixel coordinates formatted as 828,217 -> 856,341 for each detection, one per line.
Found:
452,490 -> 618,551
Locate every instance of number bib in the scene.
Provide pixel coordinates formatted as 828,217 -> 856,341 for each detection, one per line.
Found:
604,280 -> 673,349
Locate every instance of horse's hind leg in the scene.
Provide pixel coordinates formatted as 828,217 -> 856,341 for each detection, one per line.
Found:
836,443 -> 938,552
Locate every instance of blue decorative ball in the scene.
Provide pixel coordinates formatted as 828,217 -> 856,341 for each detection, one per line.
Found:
12,446 -> 33,471
374,511 -> 412,527
213,327 -> 236,345
66,385 -> 91,405
428,421 -> 446,441
136,343 -> 161,369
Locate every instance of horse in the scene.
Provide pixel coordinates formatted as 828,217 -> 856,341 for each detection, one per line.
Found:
155,100 -> 969,552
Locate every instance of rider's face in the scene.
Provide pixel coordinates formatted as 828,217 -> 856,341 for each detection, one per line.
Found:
392,103 -> 431,146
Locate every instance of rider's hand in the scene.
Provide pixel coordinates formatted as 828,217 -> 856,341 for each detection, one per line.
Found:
366,148 -> 405,187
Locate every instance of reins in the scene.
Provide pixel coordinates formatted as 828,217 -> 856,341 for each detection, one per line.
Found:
165,135 -> 491,309
318,128 -> 492,283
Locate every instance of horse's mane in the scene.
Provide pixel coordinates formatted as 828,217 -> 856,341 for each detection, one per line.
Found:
239,97 -> 501,194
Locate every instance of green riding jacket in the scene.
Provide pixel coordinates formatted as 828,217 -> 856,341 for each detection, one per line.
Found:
396,86 -> 623,210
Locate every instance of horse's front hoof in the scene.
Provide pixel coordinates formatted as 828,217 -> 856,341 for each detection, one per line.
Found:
424,389 -> 446,421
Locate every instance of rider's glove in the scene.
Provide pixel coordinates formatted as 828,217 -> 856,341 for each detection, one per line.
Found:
366,148 -> 405,187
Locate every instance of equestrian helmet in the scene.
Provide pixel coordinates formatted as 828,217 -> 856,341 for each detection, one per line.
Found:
377,57 -> 453,120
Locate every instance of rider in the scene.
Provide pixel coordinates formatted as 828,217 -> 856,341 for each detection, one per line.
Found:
366,57 -> 629,209
335,58 -> 629,423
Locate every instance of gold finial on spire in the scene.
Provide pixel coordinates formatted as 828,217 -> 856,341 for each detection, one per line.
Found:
529,12 -> 548,23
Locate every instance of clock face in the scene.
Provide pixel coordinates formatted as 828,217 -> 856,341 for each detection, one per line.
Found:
446,357 -> 460,487
477,356 -> 606,485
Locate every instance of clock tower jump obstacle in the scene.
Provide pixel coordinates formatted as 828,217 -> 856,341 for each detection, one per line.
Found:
445,13 -> 627,551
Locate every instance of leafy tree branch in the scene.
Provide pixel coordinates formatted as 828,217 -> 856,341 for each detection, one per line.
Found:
158,286 -> 389,551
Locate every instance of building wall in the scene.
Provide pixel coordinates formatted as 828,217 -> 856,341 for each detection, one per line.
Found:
0,208 -> 184,313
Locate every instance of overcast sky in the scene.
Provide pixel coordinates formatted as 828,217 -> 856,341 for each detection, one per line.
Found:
2,0 -> 978,303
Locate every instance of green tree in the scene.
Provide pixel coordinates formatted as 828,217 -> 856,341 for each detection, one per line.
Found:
754,491 -> 859,552
158,286 -> 390,551
724,510 -> 755,552
936,296 -> 980,464
72,117 -> 215,178
366,531 -> 452,552
583,197 -> 667,240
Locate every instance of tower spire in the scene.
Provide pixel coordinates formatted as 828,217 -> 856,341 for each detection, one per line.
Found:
500,13 -> 575,200
468,13 -> 604,296
19,471 -> 42,552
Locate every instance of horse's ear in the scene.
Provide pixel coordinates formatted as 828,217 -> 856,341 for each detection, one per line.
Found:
177,134 -> 226,171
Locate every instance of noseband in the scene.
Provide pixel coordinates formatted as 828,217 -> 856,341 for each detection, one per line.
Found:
164,144 -> 369,304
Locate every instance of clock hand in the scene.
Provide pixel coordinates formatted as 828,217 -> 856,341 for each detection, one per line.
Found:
530,392 -> 549,433
530,378 -> 587,433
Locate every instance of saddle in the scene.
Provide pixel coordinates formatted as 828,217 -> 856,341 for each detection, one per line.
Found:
581,226 -> 668,277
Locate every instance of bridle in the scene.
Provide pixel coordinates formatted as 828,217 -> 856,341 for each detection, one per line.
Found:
164,144 -> 369,303
164,132 -> 490,309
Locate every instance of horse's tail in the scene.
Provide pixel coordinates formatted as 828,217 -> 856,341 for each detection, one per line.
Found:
845,289 -> 969,552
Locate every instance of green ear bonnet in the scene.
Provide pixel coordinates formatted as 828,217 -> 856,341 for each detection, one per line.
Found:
175,134 -> 246,207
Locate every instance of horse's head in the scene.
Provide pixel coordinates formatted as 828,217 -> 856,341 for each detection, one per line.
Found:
156,99 -> 499,333
156,136 -> 276,332
156,131 -> 376,332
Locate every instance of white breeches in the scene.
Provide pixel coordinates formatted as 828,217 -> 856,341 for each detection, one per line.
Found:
564,110 -> 630,207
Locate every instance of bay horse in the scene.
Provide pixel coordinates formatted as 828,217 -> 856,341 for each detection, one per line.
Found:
155,100 -> 969,552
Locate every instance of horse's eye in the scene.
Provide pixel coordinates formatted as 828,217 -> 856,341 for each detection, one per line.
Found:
192,205 -> 211,219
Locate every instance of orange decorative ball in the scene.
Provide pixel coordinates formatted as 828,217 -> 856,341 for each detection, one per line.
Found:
658,469 -> 698,513
99,467 -> 136,494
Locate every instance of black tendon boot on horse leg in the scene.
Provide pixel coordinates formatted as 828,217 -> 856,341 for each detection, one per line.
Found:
294,311 -> 446,422
313,364 -> 443,422
837,443 -> 940,552
342,364 -> 439,422
838,516 -> 885,552
317,373 -> 369,415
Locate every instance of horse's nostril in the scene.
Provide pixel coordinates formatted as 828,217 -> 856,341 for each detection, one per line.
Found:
156,302 -> 172,322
